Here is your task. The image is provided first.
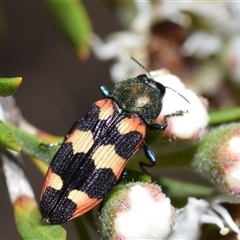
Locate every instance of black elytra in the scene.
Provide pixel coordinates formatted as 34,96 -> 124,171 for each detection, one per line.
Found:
40,99 -> 145,223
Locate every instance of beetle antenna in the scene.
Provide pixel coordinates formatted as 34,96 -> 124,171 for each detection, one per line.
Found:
165,86 -> 190,104
130,56 -> 152,78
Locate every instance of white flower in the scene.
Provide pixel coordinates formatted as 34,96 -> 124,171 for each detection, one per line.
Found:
90,1 -> 240,84
167,198 -> 208,240
90,31 -> 148,83
168,197 -> 240,240
89,1 -> 151,83
211,195 -> 240,235
98,182 -> 176,240
151,70 -> 209,140
182,31 -> 222,59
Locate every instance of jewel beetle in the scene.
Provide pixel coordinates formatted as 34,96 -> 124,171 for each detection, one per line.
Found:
40,60 -> 188,224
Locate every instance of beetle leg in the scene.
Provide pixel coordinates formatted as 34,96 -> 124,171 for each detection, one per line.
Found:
39,142 -> 61,149
148,110 -> 188,131
40,117 -> 85,150
39,142 -> 61,163
64,118 -> 84,140
139,141 -> 156,175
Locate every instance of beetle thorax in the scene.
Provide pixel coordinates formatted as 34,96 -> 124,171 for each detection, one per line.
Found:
109,78 -> 163,124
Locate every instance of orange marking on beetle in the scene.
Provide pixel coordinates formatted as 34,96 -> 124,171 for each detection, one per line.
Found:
95,99 -> 115,120
117,117 -> 146,150
68,190 -> 101,218
40,168 -> 63,199
65,130 -> 94,155
92,144 -> 127,178
117,117 -> 146,136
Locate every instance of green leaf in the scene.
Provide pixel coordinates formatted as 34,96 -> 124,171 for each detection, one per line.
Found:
0,77 -> 22,96
7,124 -> 60,164
14,196 -> 66,240
46,0 -> 93,59
0,121 -> 21,151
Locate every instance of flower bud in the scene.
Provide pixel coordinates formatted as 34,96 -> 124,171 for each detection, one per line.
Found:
192,123 -> 240,197
151,70 -> 209,140
98,182 -> 176,240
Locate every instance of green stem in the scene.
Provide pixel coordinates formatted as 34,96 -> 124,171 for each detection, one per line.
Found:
209,107 -> 240,125
158,177 -> 215,199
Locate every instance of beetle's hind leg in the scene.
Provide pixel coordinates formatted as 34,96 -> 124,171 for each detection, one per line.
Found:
39,142 -> 61,149
39,117 -> 85,158
64,118 -> 84,140
39,142 -> 61,164
141,110 -> 188,173
139,141 -> 156,175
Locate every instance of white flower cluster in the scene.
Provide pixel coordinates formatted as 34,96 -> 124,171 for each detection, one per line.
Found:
90,1 -> 240,85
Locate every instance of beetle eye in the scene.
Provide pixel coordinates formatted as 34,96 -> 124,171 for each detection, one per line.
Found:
136,74 -> 149,82
136,74 -> 166,96
155,82 -> 166,96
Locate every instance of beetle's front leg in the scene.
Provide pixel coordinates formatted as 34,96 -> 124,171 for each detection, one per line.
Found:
148,110 -> 188,131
